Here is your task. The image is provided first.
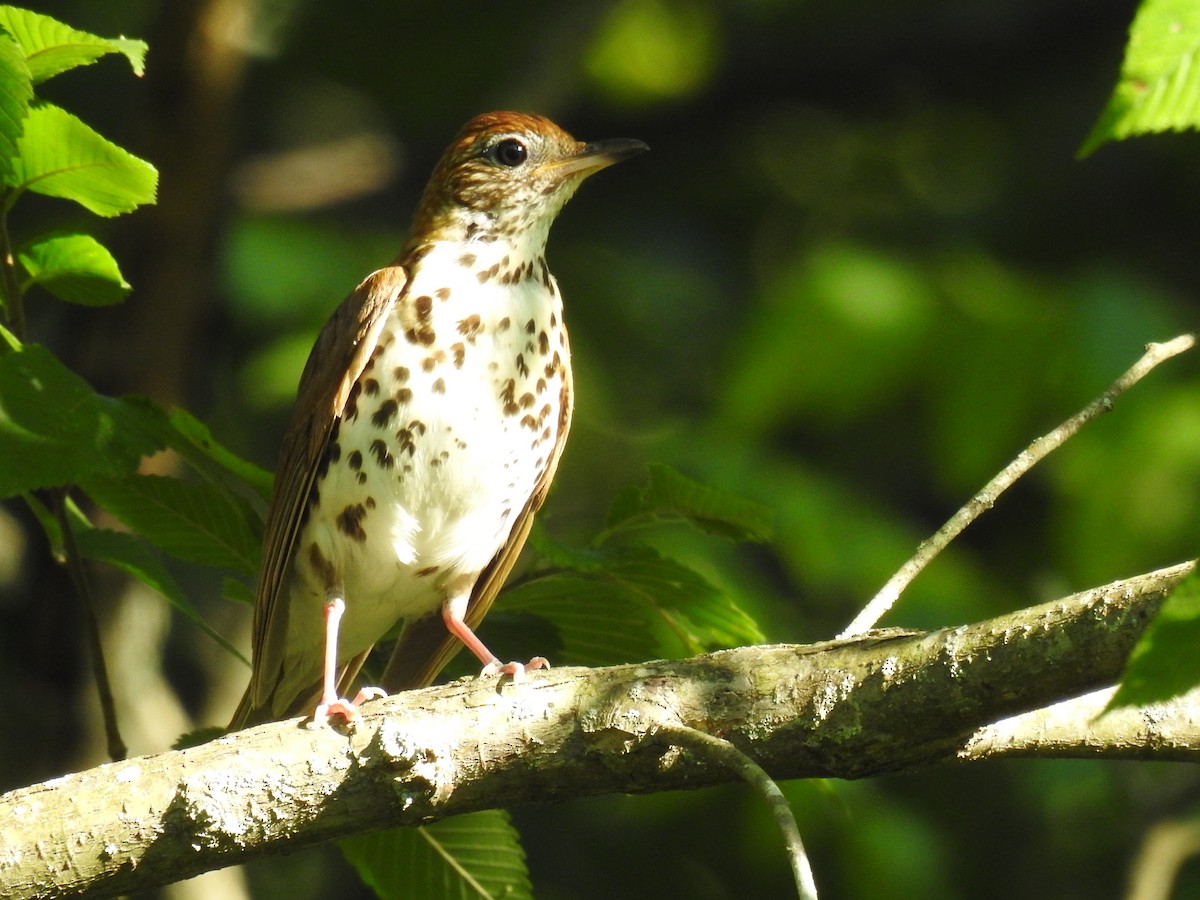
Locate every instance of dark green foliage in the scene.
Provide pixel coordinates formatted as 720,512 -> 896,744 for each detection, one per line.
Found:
4,1 -> 1200,899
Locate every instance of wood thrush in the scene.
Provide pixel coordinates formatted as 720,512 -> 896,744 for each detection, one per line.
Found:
230,112 -> 647,728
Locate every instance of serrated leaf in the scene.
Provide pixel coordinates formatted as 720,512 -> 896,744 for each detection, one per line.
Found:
73,526 -> 248,664
1080,0 -> 1200,155
604,463 -> 773,544
0,7 -> 146,82
0,341 -> 166,497
504,547 -> 764,665
81,473 -> 260,575
0,29 -> 32,184
10,102 -> 156,215
608,548 -> 765,653
18,231 -> 129,305
340,810 -> 532,900
1107,569 -> 1200,711
503,572 -> 661,666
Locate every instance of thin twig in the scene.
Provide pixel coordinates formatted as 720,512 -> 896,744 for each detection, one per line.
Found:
658,724 -> 819,900
841,333 -> 1196,638
0,207 -> 26,340
52,490 -> 126,761
1125,820 -> 1200,900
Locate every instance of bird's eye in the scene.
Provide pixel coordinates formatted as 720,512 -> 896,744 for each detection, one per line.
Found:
490,138 -> 528,168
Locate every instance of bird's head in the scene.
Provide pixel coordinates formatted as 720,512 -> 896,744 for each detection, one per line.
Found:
410,111 -> 647,248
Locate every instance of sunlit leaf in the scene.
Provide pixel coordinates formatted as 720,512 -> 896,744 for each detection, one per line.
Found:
10,102 -> 156,215
0,6 -> 146,82
18,231 -> 130,305
340,811 -> 532,900
1107,569 -> 1200,711
0,28 -> 31,183
1080,0 -> 1200,155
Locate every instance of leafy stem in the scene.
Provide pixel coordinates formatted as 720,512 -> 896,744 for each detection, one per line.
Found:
0,9 -> 155,763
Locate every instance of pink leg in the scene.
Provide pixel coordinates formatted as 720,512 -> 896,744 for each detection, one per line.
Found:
311,596 -> 385,727
441,594 -> 549,682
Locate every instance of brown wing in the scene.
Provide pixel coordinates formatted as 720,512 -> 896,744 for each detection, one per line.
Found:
378,337 -> 575,692
230,266 -> 408,728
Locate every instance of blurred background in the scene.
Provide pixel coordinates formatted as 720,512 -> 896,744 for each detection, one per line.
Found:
4,0 -> 1200,897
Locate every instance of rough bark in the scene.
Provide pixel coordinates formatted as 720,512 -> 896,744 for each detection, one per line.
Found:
1,561 -> 1194,899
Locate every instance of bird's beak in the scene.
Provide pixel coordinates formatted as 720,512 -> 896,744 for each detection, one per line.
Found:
546,138 -> 649,178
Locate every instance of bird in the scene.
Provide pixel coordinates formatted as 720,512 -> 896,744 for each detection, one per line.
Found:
230,112 -> 647,728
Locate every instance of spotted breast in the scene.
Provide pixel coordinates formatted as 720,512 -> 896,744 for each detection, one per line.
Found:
230,112 -> 647,727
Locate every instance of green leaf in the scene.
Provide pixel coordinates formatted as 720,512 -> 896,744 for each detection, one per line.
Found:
0,340 -> 166,497
164,406 -> 274,500
1106,570 -> 1200,711
21,489 -> 61,556
18,231 -> 130,305
604,463 -> 773,543
28,489 -> 250,664
73,526 -> 248,664
1080,0 -> 1200,155
222,576 -> 255,606
504,547 -> 764,665
81,473 -> 260,575
9,102 -> 157,215
0,7 -> 147,82
503,571 -> 662,666
340,811 -> 532,900
94,397 -> 274,501
608,547 -> 765,653
0,29 -> 32,184
527,521 -> 607,572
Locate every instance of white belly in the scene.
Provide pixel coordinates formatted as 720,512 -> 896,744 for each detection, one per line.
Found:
281,240 -> 568,684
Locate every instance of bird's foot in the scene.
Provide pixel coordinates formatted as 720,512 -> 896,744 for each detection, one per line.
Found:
308,686 -> 387,729
481,656 -> 550,683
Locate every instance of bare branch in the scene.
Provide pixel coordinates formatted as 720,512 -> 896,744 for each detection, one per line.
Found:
0,561 -> 1193,899
1126,818 -> 1200,900
843,333 -> 1196,637
962,684 -> 1200,761
656,724 -> 818,900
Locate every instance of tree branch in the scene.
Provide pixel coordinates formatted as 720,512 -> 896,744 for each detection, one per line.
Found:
842,333 -> 1196,637
961,683 -> 1200,761
1,561 -> 1193,899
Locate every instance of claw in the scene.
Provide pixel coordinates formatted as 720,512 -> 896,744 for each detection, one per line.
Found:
443,593 -> 550,684
480,656 -> 551,682
308,686 -> 387,729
